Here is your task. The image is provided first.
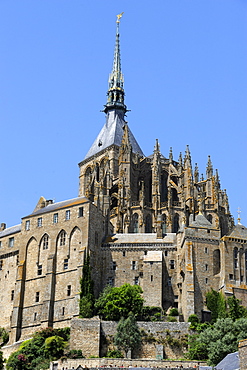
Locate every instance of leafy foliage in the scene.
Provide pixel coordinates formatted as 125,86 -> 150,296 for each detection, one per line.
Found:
95,283 -> 144,321
105,349 -> 124,358
187,318 -> 247,365
0,351 -> 4,370
206,289 -> 227,322
0,327 -> 9,346
114,313 -> 142,357
140,306 -> 164,321
6,327 -> 70,370
169,308 -> 179,316
79,253 -> 95,318
206,290 -> 247,322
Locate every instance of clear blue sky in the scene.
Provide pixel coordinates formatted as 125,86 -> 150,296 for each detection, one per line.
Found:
0,0 -> 246,227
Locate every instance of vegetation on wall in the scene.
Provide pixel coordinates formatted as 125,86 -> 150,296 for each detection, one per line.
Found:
187,292 -> 247,365
6,327 -> 72,370
79,253 -> 95,318
114,313 -> 142,357
0,351 -> 4,370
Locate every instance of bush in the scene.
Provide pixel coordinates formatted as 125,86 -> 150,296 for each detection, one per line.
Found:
105,349 -> 124,358
166,316 -> 177,322
140,306 -> 164,321
66,349 -> 84,359
169,308 -> 179,316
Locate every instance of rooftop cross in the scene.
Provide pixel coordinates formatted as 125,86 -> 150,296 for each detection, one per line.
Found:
237,207 -> 242,225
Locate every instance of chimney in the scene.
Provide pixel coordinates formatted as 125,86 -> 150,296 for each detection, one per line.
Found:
0,223 -> 6,231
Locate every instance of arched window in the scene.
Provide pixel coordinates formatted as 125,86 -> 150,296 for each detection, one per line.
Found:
172,214 -> 179,233
59,231 -> 66,246
145,215 -> 152,233
213,249 -> 221,275
162,214 -> 167,236
41,234 -> 49,250
133,213 -> 139,233
234,247 -> 238,269
96,163 -> 100,182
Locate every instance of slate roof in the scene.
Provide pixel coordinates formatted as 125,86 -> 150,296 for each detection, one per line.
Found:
24,197 -> 89,218
228,223 -> 247,239
0,224 -> 21,238
84,110 -> 144,160
189,213 -> 212,228
215,351 -> 239,370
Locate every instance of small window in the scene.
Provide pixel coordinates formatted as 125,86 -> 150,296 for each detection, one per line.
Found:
25,220 -> 30,231
207,229 -> 210,234
112,261 -> 117,270
205,264 -> 208,271
11,290 -> 14,301
9,237 -> 14,248
78,207 -> 83,217
65,210 -> 70,221
131,261 -> 136,270
151,275 -> 153,282
37,217 -> 42,227
134,276 -> 139,285
144,251 -> 147,255
168,277 -> 172,286
205,278 -> 208,284
37,265 -> 42,276
0,260 -> 3,270
62,307 -> 65,316
53,213 -> 58,224
170,260 -> 175,269
35,292 -> 40,302
107,277 -> 114,286
241,275 -> 244,282
205,247 -> 208,254
164,251 -> 168,256
34,312 -> 37,321
139,271 -> 143,278
229,274 -> 234,280
64,258 -> 69,270
67,285 -> 71,296
123,251 -> 126,257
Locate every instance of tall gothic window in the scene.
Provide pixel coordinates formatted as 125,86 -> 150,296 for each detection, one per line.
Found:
133,213 -> 139,233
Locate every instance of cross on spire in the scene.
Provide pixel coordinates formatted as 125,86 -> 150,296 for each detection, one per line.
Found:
237,207 -> 242,225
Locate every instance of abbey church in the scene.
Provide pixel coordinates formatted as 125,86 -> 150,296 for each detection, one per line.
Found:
1,16 -> 247,345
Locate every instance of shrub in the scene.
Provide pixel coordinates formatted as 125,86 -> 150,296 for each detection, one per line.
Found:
105,349 -> 124,358
166,316 -> 177,322
169,308 -> 179,316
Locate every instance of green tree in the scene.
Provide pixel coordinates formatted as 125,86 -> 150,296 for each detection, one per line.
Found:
227,295 -> 247,320
44,335 -> 66,360
95,283 -> 144,321
188,317 -> 247,366
114,313 -> 142,357
79,253 -> 95,318
206,289 -> 227,322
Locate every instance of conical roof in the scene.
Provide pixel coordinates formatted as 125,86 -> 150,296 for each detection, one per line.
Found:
84,110 -> 144,159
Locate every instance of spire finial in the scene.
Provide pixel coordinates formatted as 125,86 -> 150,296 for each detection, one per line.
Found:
237,207 -> 242,225
206,155 -> 213,178
104,13 -> 126,114
116,12 -> 124,23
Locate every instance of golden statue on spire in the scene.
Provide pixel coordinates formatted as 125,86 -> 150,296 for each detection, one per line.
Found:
116,12 -> 124,23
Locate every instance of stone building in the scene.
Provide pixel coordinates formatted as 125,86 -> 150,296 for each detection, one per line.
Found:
0,15 -> 247,345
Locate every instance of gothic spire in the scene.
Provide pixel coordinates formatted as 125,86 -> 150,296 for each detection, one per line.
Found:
104,13 -> 127,115
206,155 -> 213,178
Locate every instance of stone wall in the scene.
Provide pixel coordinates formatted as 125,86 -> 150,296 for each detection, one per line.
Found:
239,339 -> 247,370
70,318 -> 190,360
50,358 -> 205,370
